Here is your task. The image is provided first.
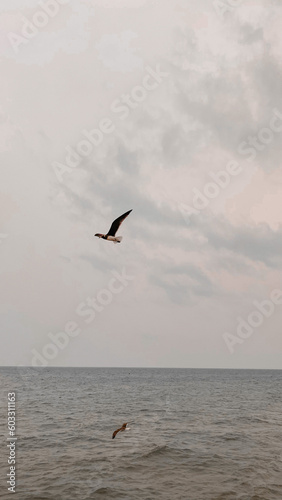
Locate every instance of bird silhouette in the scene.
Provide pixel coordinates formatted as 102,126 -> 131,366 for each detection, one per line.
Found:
95,210 -> 132,243
112,423 -> 128,439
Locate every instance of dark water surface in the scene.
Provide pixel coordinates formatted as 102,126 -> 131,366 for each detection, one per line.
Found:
0,368 -> 282,499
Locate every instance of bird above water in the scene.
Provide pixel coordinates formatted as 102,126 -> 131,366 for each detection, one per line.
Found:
112,422 -> 128,439
95,209 -> 132,243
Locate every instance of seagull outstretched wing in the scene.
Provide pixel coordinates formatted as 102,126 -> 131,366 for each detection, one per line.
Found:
107,210 -> 132,237
112,422 -> 127,439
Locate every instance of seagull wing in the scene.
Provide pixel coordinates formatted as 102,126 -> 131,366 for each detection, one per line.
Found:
112,428 -> 120,439
106,210 -> 132,237
112,423 -> 127,439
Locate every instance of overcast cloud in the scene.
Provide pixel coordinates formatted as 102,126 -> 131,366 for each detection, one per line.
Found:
1,0 -> 282,369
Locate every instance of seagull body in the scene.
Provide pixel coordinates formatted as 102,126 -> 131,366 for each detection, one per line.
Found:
95,210 -> 132,243
112,422 -> 128,439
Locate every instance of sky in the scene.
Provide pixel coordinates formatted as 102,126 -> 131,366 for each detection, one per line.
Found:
1,0 -> 282,369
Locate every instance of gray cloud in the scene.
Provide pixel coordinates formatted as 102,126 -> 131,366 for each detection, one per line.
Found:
2,0 -> 282,368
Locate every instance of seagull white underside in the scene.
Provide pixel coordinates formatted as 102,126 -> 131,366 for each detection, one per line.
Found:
108,235 -> 122,243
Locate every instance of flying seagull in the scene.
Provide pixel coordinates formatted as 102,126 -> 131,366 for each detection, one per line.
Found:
112,422 -> 128,439
95,209 -> 132,243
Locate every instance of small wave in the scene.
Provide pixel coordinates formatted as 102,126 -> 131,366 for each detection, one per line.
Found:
140,444 -> 189,460
91,487 -> 120,498
222,434 -> 241,441
142,445 -> 168,458
251,417 -> 270,424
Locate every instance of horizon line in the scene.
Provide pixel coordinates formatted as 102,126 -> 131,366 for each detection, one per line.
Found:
1,365 -> 282,371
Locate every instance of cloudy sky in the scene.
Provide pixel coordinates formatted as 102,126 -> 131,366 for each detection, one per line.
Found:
1,0 -> 282,369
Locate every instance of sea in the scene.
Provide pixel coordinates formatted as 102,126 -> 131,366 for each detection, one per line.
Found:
0,367 -> 282,500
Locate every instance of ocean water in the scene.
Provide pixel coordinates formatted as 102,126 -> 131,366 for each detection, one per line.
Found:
0,368 -> 282,500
